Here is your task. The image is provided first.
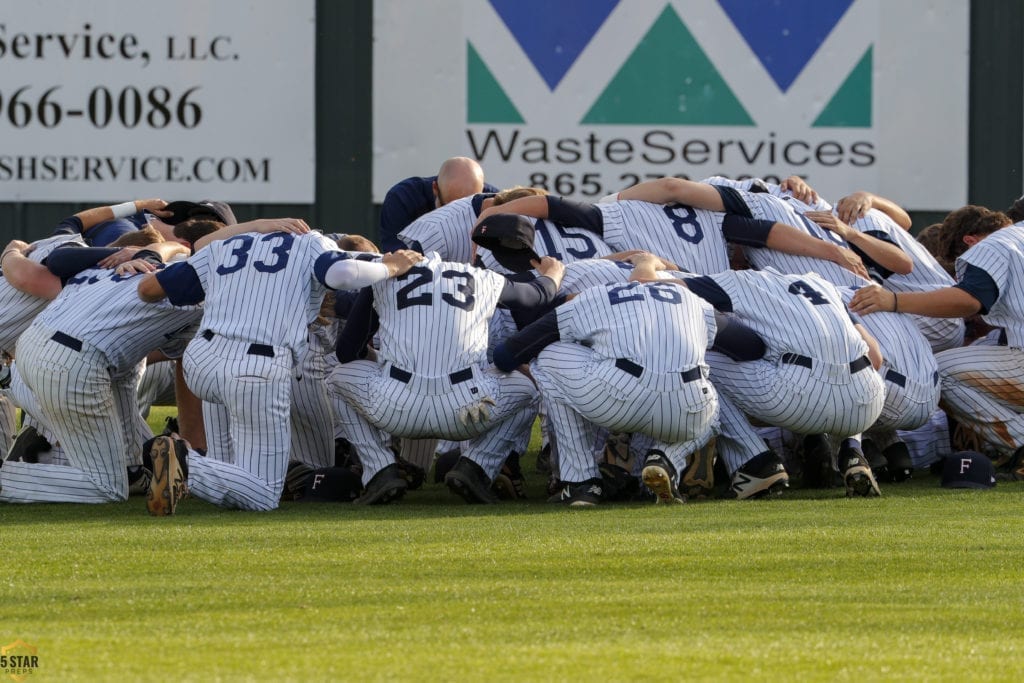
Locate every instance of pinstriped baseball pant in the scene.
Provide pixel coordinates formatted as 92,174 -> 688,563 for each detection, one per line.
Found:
182,335 -> 293,511
328,360 -> 538,482
937,345 -> 1024,458
1,324 -> 139,503
531,343 -> 718,483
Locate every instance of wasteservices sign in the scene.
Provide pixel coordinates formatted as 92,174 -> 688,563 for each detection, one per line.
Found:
374,0 -> 967,210
0,0 -> 314,203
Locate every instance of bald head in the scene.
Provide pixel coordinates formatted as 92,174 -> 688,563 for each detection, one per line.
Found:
434,157 -> 486,207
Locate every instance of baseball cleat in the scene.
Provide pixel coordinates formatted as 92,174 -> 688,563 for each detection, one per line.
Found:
5,426 -> 52,465
354,464 -> 407,505
681,438 -> 716,500
841,446 -> 881,497
444,457 -> 499,504
547,479 -> 603,507
491,452 -> 527,500
724,451 -> 789,500
146,436 -> 189,516
127,465 -> 153,497
881,442 -> 914,482
801,434 -> 837,488
641,452 -> 685,505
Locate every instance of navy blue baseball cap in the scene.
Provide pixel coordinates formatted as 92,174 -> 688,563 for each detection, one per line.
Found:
472,214 -> 541,273
161,200 -> 237,226
941,451 -> 996,489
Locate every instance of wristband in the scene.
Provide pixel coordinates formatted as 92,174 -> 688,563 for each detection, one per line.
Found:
597,192 -> 620,204
1,248 -> 20,264
892,292 -> 898,313
110,201 -> 138,219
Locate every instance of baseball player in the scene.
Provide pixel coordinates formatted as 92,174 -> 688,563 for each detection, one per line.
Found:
139,219 -> 422,513
491,257 -> 722,506
850,217 -> 1024,469
380,157 -> 498,252
656,267 -> 886,498
0,239 -> 197,504
701,175 -> 834,211
328,251 -> 564,505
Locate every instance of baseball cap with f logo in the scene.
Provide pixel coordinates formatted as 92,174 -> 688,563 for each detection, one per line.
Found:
940,451 -> 997,489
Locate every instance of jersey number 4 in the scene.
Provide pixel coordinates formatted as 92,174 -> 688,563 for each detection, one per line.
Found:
215,233 -> 294,275
396,266 -> 475,311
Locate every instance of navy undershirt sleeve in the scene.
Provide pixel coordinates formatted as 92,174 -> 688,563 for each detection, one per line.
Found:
498,275 -> 558,309
711,315 -> 766,361
715,186 -> 753,218
721,214 -> 775,247
380,177 -> 435,252
493,310 -> 562,372
51,215 -> 85,237
681,276 -> 734,312
45,247 -> 121,283
954,263 -> 999,313
335,288 -> 379,363
546,196 -> 605,235
155,262 -> 205,306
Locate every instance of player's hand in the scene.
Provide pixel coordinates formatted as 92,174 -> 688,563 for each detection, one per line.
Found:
836,191 -> 874,225
99,246 -> 142,268
245,218 -> 311,235
458,397 -> 497,426
805,210 -> 851,240
780,176 -> 819,205
135,198 -> 171,218
623,251 -> 675,270
382,249 -> 424,277
2,239 -> 30,258
832,246 -> 869,280
115,258 -> 159,276
849,283 -> 896,315
532,256 -> 565,284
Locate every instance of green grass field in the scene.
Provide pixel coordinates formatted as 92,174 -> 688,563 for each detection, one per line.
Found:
2,407 -> 1023,681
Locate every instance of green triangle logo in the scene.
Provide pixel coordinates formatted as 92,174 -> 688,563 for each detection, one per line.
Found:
813,46 -> 872,128
467,41 -> 524,123
582,5 -> 753,125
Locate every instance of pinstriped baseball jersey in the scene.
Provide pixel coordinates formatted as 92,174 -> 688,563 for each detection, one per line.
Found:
597,200 -> 732,275
185,231 -> 339,364
372,252 -> 505,376
397,195 -> 482,263
848,208 -> 963,350
0,234 -> 84,355
701,175 -> 834,211
476,218 -> 614,275
34,266 -> 201,373
956,225 -> 1024,347
557,281 -> 717,372
558,259 -> 635,295
700,269 -> 868,365
740,192 -> 871,287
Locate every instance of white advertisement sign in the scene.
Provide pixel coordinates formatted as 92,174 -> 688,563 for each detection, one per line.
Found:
0,0 -> 314,203
374,0 -> 968,211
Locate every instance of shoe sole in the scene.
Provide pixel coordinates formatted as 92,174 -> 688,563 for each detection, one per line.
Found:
641,464 -> 685,505
491,473 -> 526,500
353,480 -> 407,505
567,499 -> 598,508
845,465 -> 881,497
729,472 -> 789,500
445,471 -> 499,505
147,437 -> 187,516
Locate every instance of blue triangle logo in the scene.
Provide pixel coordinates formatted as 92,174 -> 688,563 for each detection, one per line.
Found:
489,0 -> 619,91
717,0 -> 854,92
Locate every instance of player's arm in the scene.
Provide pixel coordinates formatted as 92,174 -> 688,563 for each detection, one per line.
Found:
192,218 -> 311,251
497,257 -> 566,311
1,240 -> 62,299
852,322 -> 883,370
836,191 -> 912,230
760,221 -> 870,280
779,176 -> 821,205
849,283 -> 984,318
315,249 -> 422,291
492,309 -> 562,372
335,288 -> 379,363
804,211 -> 913,275
614,177 -> 727,211
138,261 -> 205,305
66,198 -> 171,237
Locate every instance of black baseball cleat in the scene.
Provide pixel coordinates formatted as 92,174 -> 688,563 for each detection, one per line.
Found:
354,464 -> 408,505
492,452 -> 527,500
161,416 -> 180,436
127,465 -> 153,497
723,451 -> 789,500
995,446 -> 1024,482
598,462 -> 640,502
394,454 -> 426,491
547,478 -> 603,507
641,451 -> 685,505
862,438 -> 888,474
4,426 -> 52,466
881,442 -> 914,482
801,434 -> 837,488
445,457 -> 500,504
840,445 -> 881,497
